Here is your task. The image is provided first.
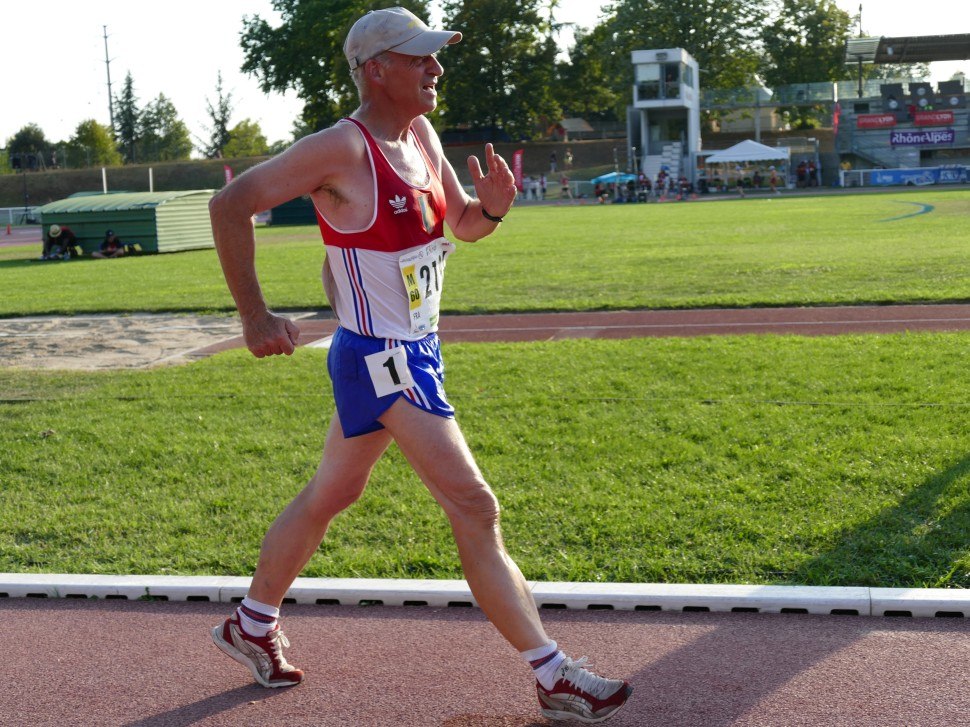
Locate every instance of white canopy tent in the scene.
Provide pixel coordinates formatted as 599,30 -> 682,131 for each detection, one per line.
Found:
704,139 -> 790,164
701,139 -> 793,191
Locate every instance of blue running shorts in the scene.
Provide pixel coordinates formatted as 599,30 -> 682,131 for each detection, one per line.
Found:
327,326 -> 455,438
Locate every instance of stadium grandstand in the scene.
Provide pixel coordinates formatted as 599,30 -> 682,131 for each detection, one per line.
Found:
839,33 -> 969,186
644,33 -> 969,189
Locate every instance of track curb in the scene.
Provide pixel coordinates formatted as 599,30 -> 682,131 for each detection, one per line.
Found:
1,574 -> 966,618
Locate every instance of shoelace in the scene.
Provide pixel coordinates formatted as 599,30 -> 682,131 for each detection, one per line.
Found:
266,629 -> 293,666
560,656 -> 612,699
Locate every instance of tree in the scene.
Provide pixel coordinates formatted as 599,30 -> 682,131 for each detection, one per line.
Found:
139,94 -> 193,161
268,139 -> 291,155
440,0 -> 561,139
201,72 -> 235,158
6,123 -> 50,170
761,0 -> 852,85
554,26 -> 623,122
240,0 -> 431,132
584,0 -> 767,119
759,0 -> 853,126
66,120 -> 122,167
114,72 -> 140,162
864,63 -> 931,82
223,118 -> 270,158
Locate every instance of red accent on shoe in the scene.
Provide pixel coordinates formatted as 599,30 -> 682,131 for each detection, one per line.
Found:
535,658 -> 633,723
211,613 -> 304,688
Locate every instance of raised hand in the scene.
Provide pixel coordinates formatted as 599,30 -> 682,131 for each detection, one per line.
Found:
466,143 -> 517,219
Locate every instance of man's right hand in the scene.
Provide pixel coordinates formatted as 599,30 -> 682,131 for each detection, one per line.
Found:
242,310 -> 301,358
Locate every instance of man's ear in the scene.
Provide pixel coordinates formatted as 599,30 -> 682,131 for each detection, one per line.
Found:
365,58 -> 386,84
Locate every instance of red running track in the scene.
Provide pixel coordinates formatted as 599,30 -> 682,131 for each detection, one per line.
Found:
188,304 -> 970,359
2,599 -> 968,726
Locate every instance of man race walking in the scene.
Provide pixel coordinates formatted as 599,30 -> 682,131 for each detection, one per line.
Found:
207,8 -> 632,723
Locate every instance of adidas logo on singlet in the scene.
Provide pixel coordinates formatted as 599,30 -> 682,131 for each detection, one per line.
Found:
389,195 -> 408,214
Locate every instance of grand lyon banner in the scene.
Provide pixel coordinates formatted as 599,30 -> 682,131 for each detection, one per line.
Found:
914,110 -> 955,126
856,114 -> 896,129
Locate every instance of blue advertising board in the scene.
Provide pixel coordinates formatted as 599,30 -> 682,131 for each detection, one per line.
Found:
869,166 -> 967,186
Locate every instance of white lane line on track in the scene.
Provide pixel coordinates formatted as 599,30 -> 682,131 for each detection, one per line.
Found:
442,317 -> 970,333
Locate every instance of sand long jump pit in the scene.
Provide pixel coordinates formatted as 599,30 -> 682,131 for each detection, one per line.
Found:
0,314 -> 251,370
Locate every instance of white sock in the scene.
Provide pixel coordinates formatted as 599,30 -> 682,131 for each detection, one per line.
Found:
521,640 -> 566,690
237,596 -> 279,638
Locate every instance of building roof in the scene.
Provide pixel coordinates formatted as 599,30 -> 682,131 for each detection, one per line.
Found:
846,34 -> 970,64
36,191 -> 214,214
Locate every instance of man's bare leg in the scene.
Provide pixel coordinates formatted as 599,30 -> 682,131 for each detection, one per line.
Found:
247,416 -> 392,606
378,399 -> 550,652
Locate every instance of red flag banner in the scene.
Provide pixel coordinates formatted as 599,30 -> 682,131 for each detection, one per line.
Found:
223,165 -> 234,186
856,114 -> 897,129
914,110 -> 954,126
512,149 -> 524,192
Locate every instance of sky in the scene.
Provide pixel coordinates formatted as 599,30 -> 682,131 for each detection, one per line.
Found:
2,0 -> 966,154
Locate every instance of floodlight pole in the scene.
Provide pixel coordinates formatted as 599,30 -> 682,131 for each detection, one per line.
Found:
104,26 -> 115,134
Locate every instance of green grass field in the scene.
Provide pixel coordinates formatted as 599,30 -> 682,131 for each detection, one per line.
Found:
1,188 -> 967,317
0,188 -> 968,588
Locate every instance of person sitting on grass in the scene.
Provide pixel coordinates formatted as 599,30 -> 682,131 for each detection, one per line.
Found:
92,229 -> 125,259
41,224 -> 79,260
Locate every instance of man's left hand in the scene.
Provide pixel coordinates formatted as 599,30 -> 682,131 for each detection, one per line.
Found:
467,143 -> 516,219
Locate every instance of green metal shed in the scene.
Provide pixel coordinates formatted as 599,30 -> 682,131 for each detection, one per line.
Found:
35,190 -> 216,255
269,196 -> 317,226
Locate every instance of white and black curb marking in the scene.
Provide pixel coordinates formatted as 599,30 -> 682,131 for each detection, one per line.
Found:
1,575 -> 967,618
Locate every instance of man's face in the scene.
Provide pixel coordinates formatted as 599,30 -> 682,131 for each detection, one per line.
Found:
379,51 -> 444,113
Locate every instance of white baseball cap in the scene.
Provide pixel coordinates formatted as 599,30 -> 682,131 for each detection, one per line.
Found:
344,7 -> 461,70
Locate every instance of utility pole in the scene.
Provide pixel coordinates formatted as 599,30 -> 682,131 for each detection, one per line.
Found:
103,25 -> 115,134
19,154 -> 29,221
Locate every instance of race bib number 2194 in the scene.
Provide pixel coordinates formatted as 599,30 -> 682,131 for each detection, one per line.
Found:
399,237 -> 454,336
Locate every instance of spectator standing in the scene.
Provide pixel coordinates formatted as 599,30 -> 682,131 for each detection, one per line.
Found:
735,165 -> 746,198
549,151 -> 557,173
560,174 -> 572,199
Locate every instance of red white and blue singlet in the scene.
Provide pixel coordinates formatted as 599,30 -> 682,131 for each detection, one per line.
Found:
316,117 -> 454,341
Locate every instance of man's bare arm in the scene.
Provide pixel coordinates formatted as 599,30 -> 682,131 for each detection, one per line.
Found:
413,117 -> 515,242
208,126 -> 356,356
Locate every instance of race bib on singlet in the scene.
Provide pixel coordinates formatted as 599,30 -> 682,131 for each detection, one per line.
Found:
399,237 -> 454,335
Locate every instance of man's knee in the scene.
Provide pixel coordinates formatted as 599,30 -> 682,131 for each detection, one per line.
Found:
444,481 -> 501,528
304,472 -> 367,516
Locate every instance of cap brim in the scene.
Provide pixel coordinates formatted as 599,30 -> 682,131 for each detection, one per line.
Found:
392,30 -> 462,57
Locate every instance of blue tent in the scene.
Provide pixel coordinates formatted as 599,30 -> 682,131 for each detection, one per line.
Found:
591,172 -> 637,184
